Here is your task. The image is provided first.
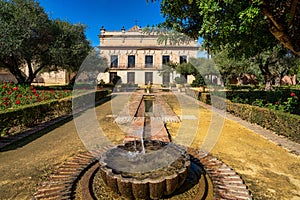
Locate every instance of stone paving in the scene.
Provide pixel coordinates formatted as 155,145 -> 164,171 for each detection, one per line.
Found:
116,92 -> 179,143
33,147 -> 252,199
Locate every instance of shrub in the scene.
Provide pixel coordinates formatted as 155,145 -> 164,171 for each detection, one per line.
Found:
191,74 -> 206,87
174,76 -> 185,84
185,88 -> 211,104
199,93 -> 211,104
0,82 -> 71,110
213,96 -> 300,142
0,90 -> 108,138
213,89 -> 300,115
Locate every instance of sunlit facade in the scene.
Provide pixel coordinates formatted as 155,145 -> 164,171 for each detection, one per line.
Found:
98,25 -> 198,86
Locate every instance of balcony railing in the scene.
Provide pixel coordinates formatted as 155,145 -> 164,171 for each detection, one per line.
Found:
110,63 -> 164,69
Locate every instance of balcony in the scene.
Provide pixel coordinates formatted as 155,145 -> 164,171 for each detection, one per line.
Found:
110,63 -> 163,70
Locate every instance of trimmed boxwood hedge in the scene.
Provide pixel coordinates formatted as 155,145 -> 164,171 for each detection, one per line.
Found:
186,88 -> 300,142
0,90 -> 108,138
185,87 -> 211,104
224,99 -> 300,142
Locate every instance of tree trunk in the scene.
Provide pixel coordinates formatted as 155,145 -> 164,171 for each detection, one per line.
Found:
264,73 -> 273,91
25,59 -> 35,85
68,73 -> 77,86
8,60 -> 26,84
258,60 -> 274,91
221,74 -> 227,87
261,3 -> 300,56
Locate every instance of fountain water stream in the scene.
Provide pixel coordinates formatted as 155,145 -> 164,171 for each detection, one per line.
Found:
99,93 -> 189,199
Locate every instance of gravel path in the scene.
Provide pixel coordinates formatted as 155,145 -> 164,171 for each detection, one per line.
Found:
182,94 -> 300,156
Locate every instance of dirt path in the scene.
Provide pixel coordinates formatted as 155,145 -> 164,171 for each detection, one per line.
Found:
0,93 -> 299,199
0,121 -> 86,199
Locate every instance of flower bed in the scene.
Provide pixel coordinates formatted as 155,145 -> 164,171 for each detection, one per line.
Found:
0,82 -> 71,110
0,84 -> 109,138
215,89 -> 300,115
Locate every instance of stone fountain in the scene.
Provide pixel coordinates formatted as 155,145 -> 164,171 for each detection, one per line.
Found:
98,92 -> 190,199
99,140 -> 190,199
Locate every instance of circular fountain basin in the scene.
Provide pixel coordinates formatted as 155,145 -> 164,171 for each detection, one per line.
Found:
99,140 -> 190,199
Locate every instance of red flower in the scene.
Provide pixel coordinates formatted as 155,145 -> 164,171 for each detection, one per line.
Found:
30,85 -> 34,90
17,94 -> 22,98
4,101 -> 9,106
35,93 -> 39,97
13,86 -> 18,91
15,100 -> 21,105
3,97 -> 9,101
32,89 -> 37,93
291,92 -> 296,97
6,91 -> 11,95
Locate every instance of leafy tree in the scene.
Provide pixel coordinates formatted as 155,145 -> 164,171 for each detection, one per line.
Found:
151,0 -> 300,56
175,62 -> 198,77
213,43 -> 299,89
43,20 -> 91,76
213,44 -> 261,85
155,0 -> 300,89
73,48 -> 108,85
250,44 -> 299,88
189,57 -> 218,76
259,0 -> 300,56
158,61 -> 177,84
0,0 -> 91,84
143,26 -> 195,45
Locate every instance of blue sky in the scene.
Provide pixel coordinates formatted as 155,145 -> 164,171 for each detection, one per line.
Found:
38,0 -> 165,47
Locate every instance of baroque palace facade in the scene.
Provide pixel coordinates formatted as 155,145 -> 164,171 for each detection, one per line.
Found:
98,25 -> 198,86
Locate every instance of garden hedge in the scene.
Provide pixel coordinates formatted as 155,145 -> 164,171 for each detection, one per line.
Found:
186,88 -> 300,142
0,90 -> 108,138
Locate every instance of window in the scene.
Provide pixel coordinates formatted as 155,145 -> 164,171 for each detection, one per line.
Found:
128,55 -> 135,68
127,72 -> 135,84
110,55 -> 118,68
145,72 -> 153,84
145,55 -> 153,68
162,55 -> 170,65
180,56 -> 187,64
